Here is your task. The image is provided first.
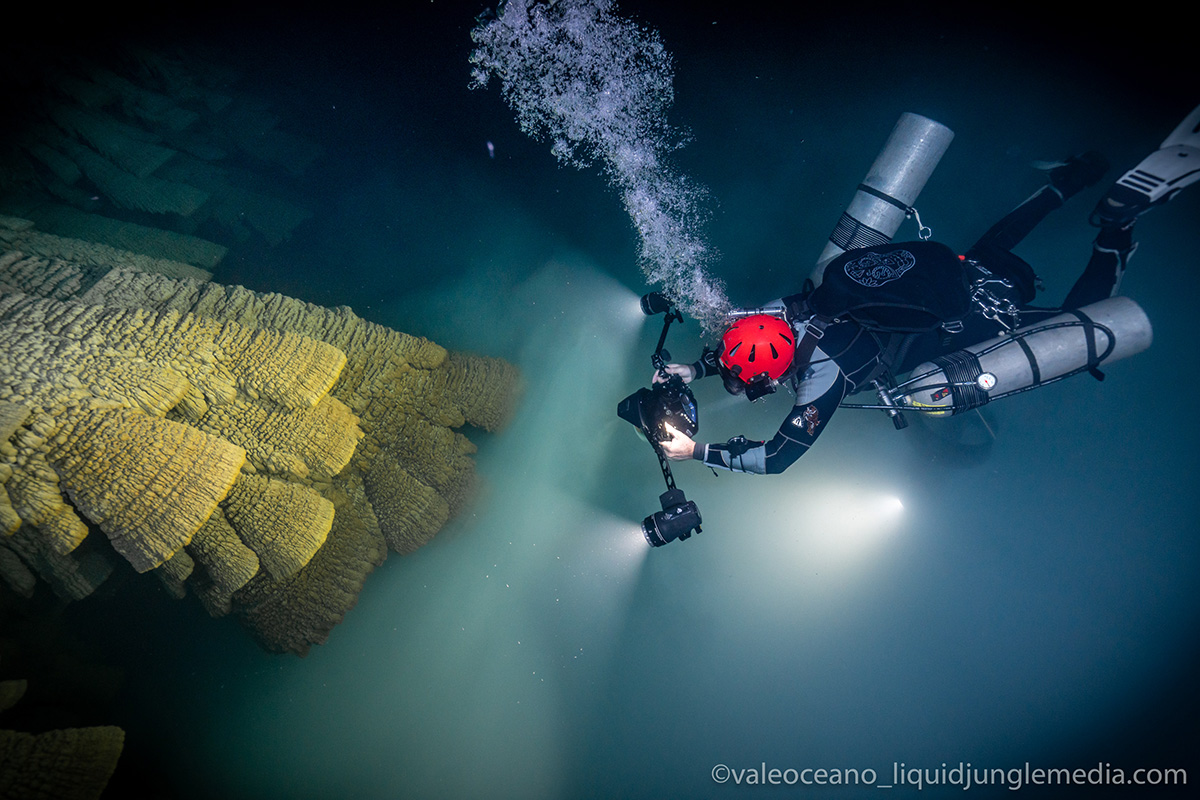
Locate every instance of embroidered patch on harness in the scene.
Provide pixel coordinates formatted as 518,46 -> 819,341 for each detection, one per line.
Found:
792,404 -> 820,436
843,249 -> 916,288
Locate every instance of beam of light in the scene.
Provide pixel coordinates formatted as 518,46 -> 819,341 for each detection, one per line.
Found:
794,486 -> 905,561
491,485 -> 652,645
564,503 -> 652,583
665,480 -> 910,632
721,480 -> 908,601
572,273 -> 645,341
514,257 -> 646,359
457,256 -> 657,581
627,293 -> 657,327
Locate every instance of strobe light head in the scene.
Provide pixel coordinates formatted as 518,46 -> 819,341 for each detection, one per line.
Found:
642,488 -> 702,547
640,291 -> 674,316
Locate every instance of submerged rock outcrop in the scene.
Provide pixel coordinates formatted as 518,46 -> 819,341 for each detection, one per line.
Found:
0,217 -> 521,655
1,39 -> 321,259
0,725 -> 125,800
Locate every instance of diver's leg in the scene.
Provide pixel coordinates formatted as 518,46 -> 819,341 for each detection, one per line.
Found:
1091,103 -> 1200,226
971,153 -> 1110,252
1062,105 -> 1200,307
1061,223 -> 1136,309
969,186 -> 1064,253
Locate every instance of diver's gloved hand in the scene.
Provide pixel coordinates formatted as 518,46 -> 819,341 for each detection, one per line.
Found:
651,363 -> 696,384
660,423 -> 697,460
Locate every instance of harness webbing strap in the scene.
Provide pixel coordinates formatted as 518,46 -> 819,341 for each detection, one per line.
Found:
1069,308 -> 1106,381
860,333 -> 915,388
792,317 -> 831,379
1014,335 -> 1041,386
856,183 -> 912,213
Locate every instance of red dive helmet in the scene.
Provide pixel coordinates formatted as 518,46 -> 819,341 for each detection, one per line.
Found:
719,314 -> 795,385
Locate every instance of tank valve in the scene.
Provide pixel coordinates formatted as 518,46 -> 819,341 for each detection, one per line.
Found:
874,381 -> 908,430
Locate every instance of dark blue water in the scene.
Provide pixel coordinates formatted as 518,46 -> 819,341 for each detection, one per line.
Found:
17,2 -> 1197,798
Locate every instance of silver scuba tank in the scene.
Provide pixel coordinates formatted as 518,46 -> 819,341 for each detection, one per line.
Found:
900,296 -> 1153,415
812,112 -> 955,286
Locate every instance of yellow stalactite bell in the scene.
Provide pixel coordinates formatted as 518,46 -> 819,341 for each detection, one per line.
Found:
221,473 -> 333,581
48,406 -> 246,573
186,510 -> 260,616
0,726 -> 126,800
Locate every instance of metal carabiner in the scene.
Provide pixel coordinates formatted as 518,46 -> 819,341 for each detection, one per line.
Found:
907,206 -> 933,240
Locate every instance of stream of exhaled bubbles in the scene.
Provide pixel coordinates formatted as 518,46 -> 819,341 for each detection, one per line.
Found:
468,0 -> 733,334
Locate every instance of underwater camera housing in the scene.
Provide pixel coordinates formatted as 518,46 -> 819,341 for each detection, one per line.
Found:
617,292 -> 703,547
616,374 -> 698,444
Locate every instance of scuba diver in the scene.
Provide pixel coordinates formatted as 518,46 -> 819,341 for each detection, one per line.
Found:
653,114 -> 1200,475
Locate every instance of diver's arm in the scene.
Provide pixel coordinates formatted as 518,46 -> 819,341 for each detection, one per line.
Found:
653,349 -> 719,385
691,371 -> 847,474
691,349 -> 721,380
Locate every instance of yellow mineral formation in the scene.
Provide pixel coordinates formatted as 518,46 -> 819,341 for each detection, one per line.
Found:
0,681 -> 26,714
0,215 -> 214,282
0,495 -> 19,538
48,406 -> 246,573
222,473 -> 333,581
376,417 -> 480,516
0,401 -> 30,444
2,403 -> 31,538
59,270 -> 520,499
0,725 -> 125,800
3,206 -> 227,272
194,394 -> 361,479
2,459 -> 91,555
0,288 -> 355,440
0,246 -> 520,655
76,358 -> 191,418
186,510 -> 260,615
444,352 -> 522,432
153,547 -> 194,599
0,525 -> 113,602
233,480 -> 387,656
362,460 -> 450,554
214,324 -> 347,410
